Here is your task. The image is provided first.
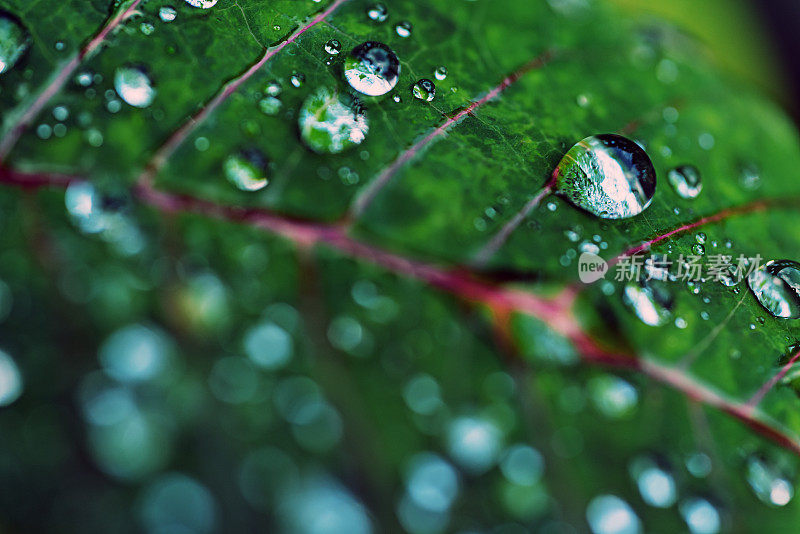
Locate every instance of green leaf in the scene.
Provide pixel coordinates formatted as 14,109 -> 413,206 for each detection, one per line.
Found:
0,0 -> 799,532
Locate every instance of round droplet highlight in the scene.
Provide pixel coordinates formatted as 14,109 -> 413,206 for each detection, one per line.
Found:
344,41 -> 400,97
412,78 -> 436,101
324,39 -> 341,55
299,86 -> 369,154
184,0 -> 217,8
554,134 -> 656,219
114,66 -> 156,108
667,165 -> 702,199
223,150 -> 269,191
366,3 -> 388,21
159,6 -> 178,22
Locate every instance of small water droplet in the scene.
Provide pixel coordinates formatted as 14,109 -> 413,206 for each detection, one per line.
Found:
412,78 -> 436,101
114,66 -> 156,108
298,86 -> 369,154
290,72 -> 305,88
692,244 -> 705,255
629,456 -> 677,508
586,495 -> 641,534
746,455 -> 794,507
747,260 -> 800,319
184,0 -> 217,8
667,165 -> 702,199
392,94 -> 402,103
159,6 -> 177,22
324,39 -> 341,55
623,279 -> 673,326
223,150 -> 269,192
0,12 -> 31,75
739,164 -> 762,190
344,41 -> 400,96
140,22 -> 155,35
554,134 -> 656,219
258,96 -> 282,116
434,66 -> 447,80
395,21 -> 413,38
680,497 -> 720,534
366,3 -> 388,21
695,233 -> 706,244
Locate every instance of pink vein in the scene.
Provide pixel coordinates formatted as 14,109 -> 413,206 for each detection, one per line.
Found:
3,165 -> 800,456
141,0 -> 350,181
0,0 -> 143,161
348,50 -> 555,219
748,349 -> 800,409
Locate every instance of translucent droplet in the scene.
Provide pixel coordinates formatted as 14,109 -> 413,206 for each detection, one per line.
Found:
159,6 -> 177,22
667,165 -> 702,199
392,94 -> 402,103
223,150 -> 269,191
554,134 -> 656,219
290,72 -> 305,88
680,498 -> 720,534
747,260 -> 800,319
412,78 -> 436,101
0,349 -> 22,406
184,0 -> 217,8
623,279 -> 673,326
692,244 -> 705,255
446,416 -> 502,473
324,39 -> 341,55
589,375 -> 638,418
629,457 -> 676,508
434,66 -> 448,80
298,86 -> 369,154
140,22 -> 155,35
244,320 -> 293,369
344,41 -> 400,97
695,232 -> 707,244
405,453 -> 459,512
114,66 -> 156,108
366,3 -> 388,21
586,495 -> 641,534
265,81 -> 281,96
258,96 -> 282,116
0,12 -> 30,75
395,21 -> 413,38
500,445 -> 544,486
99,324 -> 171,383
746,455 -> 794,506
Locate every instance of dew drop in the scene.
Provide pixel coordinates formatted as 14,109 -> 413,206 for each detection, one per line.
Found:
680,498 -> 720,534
392,94 -> 402,103
0,349 -> 23,406
265,80 -> 281,96
298,86 -> 369,154
747,260 -> 800,319
412,78 -> 436,101
395,21 -> 413,38
258,96 -> 282,116
114,66 -> 155,108
184,0 -> 217,8
223,150 -> 269,192
739,164 -> 762,190
290,72 -> 305,88
366,3 -> 388,21
324,39 -> 341,55
159,6 -> 177,22
344,41 -> 400,97
434,66 -> 448,80
692,244 -> 705,255
623,279 -> 673,326
629,456 -> 677,508
746,454 -> 794,507
586,495 -> 641,534
667,165 -> 702,199
0,12 -> 31,75
554,134 -> 656,219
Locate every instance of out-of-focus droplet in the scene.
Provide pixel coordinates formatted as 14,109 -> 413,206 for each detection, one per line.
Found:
223,149 -> 269,191
298,86 -> 369,154
0,11 -> 30,75
0,349 -> 22,406
114,66 -> 156,108
395,21 -> 413,38
623,279 -> 673,326
667,165 -> 702,199
366,3 -> 388,21
586,495 -> 641,534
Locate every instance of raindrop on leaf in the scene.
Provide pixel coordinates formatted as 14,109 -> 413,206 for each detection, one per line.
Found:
114,66 -> 156,108
344,41 -> 400,97
184,0 -> 217,8
412,78 -> 436,101
298,86 -> 369,154
223,150 -> 269,192
667,165 -> 702,199
0,12 -> 30,75
747,260 -> 800,319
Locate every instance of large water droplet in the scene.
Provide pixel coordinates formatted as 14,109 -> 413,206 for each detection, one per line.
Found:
412,78 -> 436,101
114,66 -> 156,108
184,0 -> 217,8
344,41 -> 400,97
223,150 -> 269,191
434,66 -> 448,80
667,165 -> 702,199
0,12 -> 30,75
324,39 -> 341,55
623,279 -> 673,326
554,134 -> 656,219
299,86 -> 369,154
747,260 -> 800,319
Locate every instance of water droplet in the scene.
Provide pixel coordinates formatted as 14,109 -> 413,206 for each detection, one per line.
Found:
500,445 -> 544,486
740,164 -> 761,190
99,324 -> 171,383
223,149 -> 269,191
244,320 -> 293,369
554,134 -> 656,219
692,244 -> 705,255
405,453 -> 459,512
434,66 -> 447,80
695,232 -> 707,244
0,12 -> 30,75
265,81 -> 281,96
114,66 -> 155,108
184,0 -> 217,8
586,495 -> 641,534
746,455 -> 794,506
589,375 -> 638,418
402,374 -> 442,415
395,21 -> 413,38
344,41 -> 400,96
680,498 -> 720,534
324,39 -> 341,55
258,96 -> 282,116
140,22 -> 155,35
392,94 -> 402,103
629,457 -> 676,508
290,72 -> 305,88
159,6 -> 177,22
0,349 -> 22,406
412,78 -> 436,101
366,3 -> 388,21
747,260 -> 800,319
446,416 -> 502,473
686,453 -> 712,478
298,86 -> 369,154
623,279 -> 673,326
667,165 -> 702,199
